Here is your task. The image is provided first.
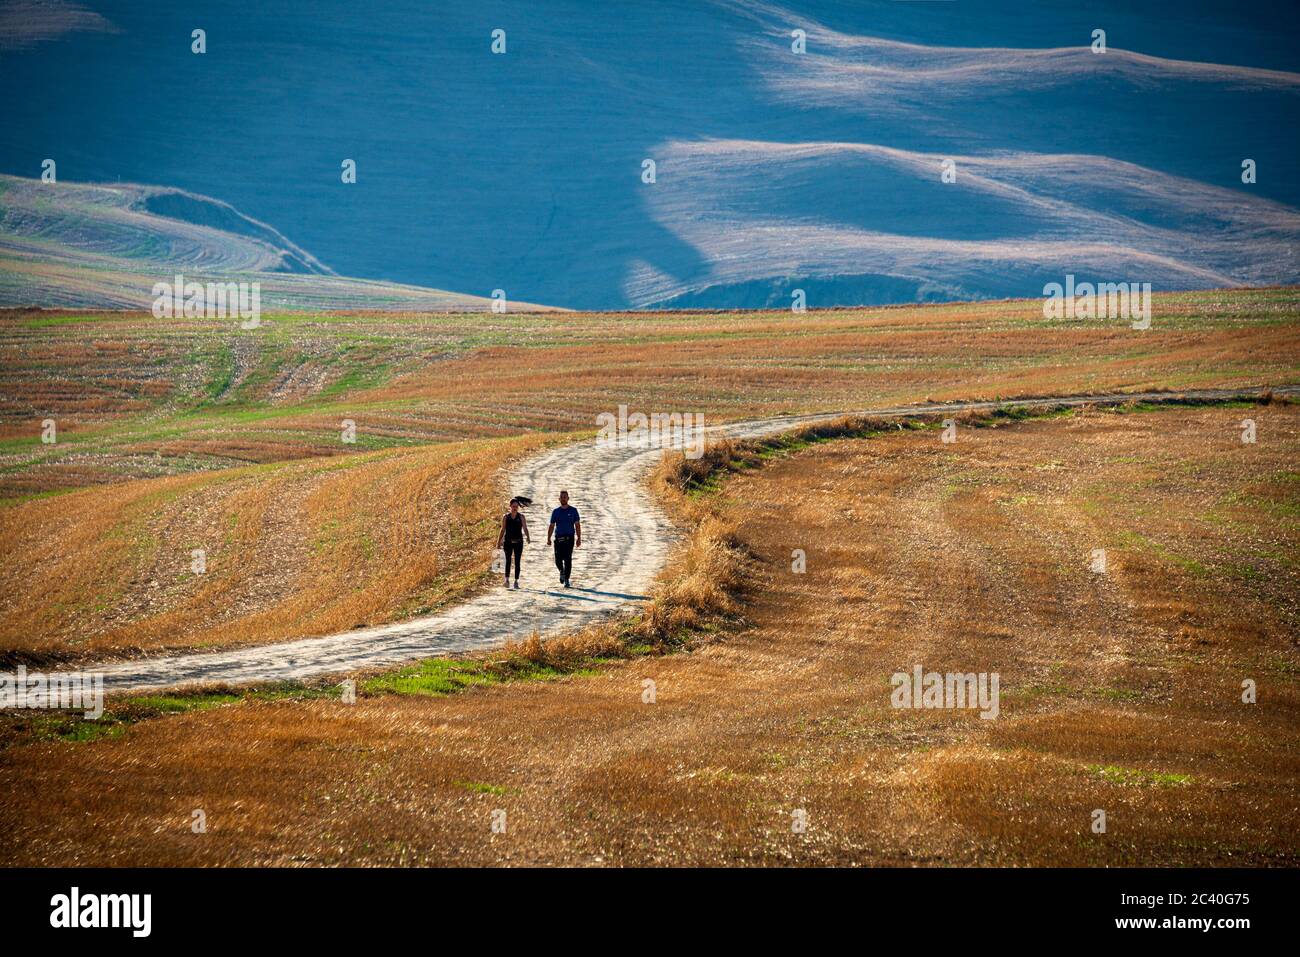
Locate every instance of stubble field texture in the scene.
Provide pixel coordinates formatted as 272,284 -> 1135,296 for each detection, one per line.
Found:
0,398 -> 1295,865
0,289 -> 1297,866
1,288 -> 1297,664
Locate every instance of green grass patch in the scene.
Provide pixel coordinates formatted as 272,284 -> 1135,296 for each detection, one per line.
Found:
361,656 -> 594,697
123,693 -> 241,714
1115,530 -> 1211,576
21,314 -> 120,328
1089,686 -> 1146,702
455,780 -> 510,796
1087,764 -> 1192,787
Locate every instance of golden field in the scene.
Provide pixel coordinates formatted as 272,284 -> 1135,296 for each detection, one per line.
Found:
1,288 -> 1297,661
0,399 -> 1296,865
0,433 -> 551,664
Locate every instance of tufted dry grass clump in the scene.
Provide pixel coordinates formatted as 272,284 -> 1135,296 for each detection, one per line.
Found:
499,514 -> 749,670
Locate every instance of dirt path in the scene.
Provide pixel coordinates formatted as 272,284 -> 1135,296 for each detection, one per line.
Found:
9,386 -> 1288,693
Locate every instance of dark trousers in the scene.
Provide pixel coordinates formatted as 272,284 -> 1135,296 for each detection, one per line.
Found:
553,536 -> 574,582
503,539 -> 523,579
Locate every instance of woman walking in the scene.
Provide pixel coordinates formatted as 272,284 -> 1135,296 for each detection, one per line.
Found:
497,497 -> 531,588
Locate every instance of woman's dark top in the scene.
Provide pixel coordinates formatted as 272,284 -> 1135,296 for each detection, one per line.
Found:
503,512 -> 525,542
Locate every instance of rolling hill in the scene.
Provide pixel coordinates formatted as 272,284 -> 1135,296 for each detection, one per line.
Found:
1,0 -> 1298,309
0,174 -> 548,311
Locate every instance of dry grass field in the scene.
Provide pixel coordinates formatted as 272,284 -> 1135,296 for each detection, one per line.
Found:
4,291 -> 1298,492
1,288 -> 1297,663
2,399 -> 1295,866
0,432 -> 552,665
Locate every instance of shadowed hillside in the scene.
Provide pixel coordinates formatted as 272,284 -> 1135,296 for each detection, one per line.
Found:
2,0 -> 1296,309
0,175 -> 551,311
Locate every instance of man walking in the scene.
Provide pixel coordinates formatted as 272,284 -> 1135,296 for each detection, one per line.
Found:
547,490 -> 581,587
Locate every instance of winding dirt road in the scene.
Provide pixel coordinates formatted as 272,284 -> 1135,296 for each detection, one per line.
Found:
11,387 -> 1290,693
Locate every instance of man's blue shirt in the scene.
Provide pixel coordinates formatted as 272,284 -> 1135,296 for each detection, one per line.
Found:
550,505 -> 580,537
